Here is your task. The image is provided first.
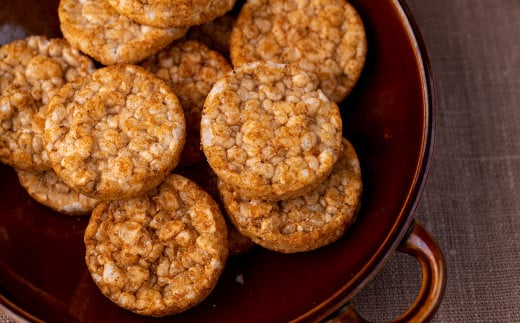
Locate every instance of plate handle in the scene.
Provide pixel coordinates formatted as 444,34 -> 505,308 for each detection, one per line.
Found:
328,221 -> 446,323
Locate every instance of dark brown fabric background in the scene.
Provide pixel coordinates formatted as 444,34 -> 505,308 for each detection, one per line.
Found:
352,0 -> 520,321
1,1 -> 519,322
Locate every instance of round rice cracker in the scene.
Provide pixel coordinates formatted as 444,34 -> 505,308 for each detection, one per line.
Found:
0,36 -> 95,171
58,0 -> 187,66
16,169 -> 98,216
141,39 -> 232,167
219,138 -> 362,253
107,0 -> 237,29
230,0 -> 367,102
84,174 -> 228,316
44,64 -> 186,201
201,61 -> 343,201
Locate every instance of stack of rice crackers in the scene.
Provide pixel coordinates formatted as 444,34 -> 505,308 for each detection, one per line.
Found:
0,0 -> 367,317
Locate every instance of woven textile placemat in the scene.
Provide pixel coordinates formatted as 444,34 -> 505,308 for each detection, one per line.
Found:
352,0 -> 520,321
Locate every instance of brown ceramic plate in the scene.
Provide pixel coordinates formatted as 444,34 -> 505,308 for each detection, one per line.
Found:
0,0 -> 443,322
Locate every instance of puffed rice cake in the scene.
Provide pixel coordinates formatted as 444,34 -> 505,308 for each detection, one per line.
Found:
201,61 -> 343,201
230,0 -> 367,102
58,0 -> 188,65
219,138 -> 362,253
141,40 -> 232,166
44,64 -> 186,201
84,173 -> 228,316
16,169 -> 98,216
107,0 -> 237,29
0,36 -> 95,171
